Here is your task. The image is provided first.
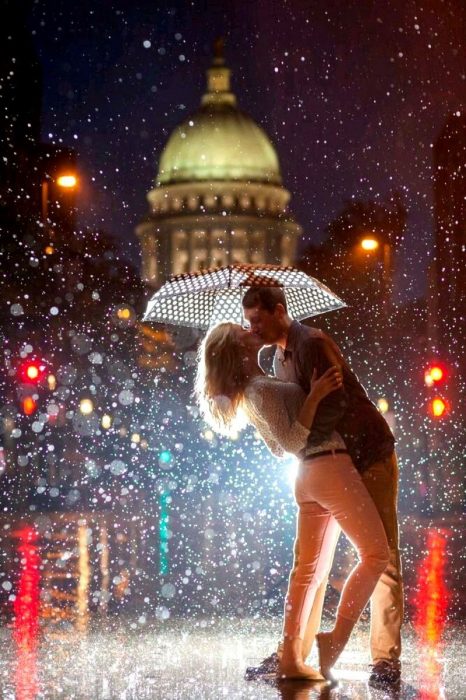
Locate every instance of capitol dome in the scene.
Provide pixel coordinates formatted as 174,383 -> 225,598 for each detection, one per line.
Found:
137,41 -> 301,288
156,47 -> 282,187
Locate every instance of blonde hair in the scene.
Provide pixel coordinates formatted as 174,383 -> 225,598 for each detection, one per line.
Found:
195,322 -> 249,436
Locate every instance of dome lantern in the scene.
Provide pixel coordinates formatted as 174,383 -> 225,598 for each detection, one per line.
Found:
202,37 -> 236,107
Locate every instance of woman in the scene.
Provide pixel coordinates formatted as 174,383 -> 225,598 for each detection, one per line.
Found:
195,322 -> 389,681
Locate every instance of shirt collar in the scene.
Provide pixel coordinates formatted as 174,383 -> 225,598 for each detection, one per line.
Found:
276,320 -> 300,361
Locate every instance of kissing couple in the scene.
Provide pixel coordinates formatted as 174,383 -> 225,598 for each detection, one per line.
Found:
195,286 -> 403,687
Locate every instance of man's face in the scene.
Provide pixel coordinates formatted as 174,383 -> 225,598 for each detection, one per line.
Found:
242,305 -> 283,345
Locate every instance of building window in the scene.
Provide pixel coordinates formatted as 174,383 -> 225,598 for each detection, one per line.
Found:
281,234 -> 292,266
204,194 -> 217,208
173,230 -> 187,252
173,250 -> 189,275
222,193 -> 234,208
188,195 -> 198,210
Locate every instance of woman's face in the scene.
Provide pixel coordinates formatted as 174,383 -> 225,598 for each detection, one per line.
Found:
231,324 -> 262,359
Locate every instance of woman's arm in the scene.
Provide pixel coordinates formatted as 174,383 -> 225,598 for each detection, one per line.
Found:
297,366 -> 343,430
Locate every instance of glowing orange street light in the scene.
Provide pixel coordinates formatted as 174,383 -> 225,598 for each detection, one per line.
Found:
56,174 -> 78,189
360,237 -> 380,251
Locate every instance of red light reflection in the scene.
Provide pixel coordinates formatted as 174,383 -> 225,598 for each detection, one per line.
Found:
413,528 -> 449,700
13,525 -> 41,700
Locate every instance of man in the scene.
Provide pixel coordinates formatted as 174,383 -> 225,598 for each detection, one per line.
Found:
242,286 -> 403,688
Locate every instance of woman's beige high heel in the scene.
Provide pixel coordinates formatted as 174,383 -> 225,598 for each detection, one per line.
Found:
278,637 -> 325,681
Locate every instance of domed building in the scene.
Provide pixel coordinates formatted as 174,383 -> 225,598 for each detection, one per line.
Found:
136,42 -> 302,286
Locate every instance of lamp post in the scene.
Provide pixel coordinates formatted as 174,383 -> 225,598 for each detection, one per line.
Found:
359,234 -> 395,427
41,173 -> 78,242
359,235 -> 393,317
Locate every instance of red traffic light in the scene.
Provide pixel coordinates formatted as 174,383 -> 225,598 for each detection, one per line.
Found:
424,363 -> 447,387
22,396 -> 37,415
428,397 -> 448,419
26,364 -> 40,381
18,359 -> 46,384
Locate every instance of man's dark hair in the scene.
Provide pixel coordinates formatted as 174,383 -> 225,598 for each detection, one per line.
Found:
242,286 -> 288,313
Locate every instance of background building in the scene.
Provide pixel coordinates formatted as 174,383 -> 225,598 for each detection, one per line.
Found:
136,40 -> 301,286
432,113 -> 466,378
421,112 -> 466,515
0,2 -> 78,250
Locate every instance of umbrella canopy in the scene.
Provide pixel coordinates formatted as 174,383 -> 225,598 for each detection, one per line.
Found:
142,263 -> 346,330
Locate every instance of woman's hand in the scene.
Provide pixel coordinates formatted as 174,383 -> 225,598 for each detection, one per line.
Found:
310,366 -> 343,402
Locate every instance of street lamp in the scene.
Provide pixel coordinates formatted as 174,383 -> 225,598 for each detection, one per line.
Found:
358,233 -> 394,418
41,172 -> 78,239
358,234 -> 393,315
361,237 -> 380,251
56,174 -> 78,189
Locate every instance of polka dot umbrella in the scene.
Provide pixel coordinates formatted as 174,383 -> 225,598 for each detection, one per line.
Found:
142,263 -> 346,330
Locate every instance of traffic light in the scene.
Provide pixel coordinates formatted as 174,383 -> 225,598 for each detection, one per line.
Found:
424,362 -> 449,419
424,364 -> 446,387
17,359 -> 47,385
158,449 -> 173,467
21,396 -> 38,416
429,397 -> 448,418
16,357 -> 52,416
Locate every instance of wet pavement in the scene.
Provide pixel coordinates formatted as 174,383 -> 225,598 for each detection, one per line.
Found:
0,616 -> 464,699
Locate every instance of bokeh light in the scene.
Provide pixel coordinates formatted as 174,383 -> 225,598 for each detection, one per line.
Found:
79,398 -> 94,415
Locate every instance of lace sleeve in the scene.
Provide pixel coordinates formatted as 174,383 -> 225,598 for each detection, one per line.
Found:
244,378 -> 310,457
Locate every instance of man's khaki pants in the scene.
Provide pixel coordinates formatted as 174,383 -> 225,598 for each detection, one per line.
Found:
285,452 -> 403,665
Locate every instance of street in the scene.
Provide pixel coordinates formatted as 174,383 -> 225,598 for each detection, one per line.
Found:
0,616 -> 463,699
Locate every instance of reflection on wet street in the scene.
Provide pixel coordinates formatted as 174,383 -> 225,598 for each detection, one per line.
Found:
0,615 -> 464,699
11,525 -> 40,699
0,523 -> 463,698
412,529 -> 450,700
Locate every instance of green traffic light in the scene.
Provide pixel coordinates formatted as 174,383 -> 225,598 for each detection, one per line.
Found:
159,450 -> 172,464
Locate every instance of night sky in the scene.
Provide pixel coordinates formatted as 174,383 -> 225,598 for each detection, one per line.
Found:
26,0 -> 466,301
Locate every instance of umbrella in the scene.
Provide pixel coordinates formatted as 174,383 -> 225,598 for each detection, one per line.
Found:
142,263 -> 346,330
